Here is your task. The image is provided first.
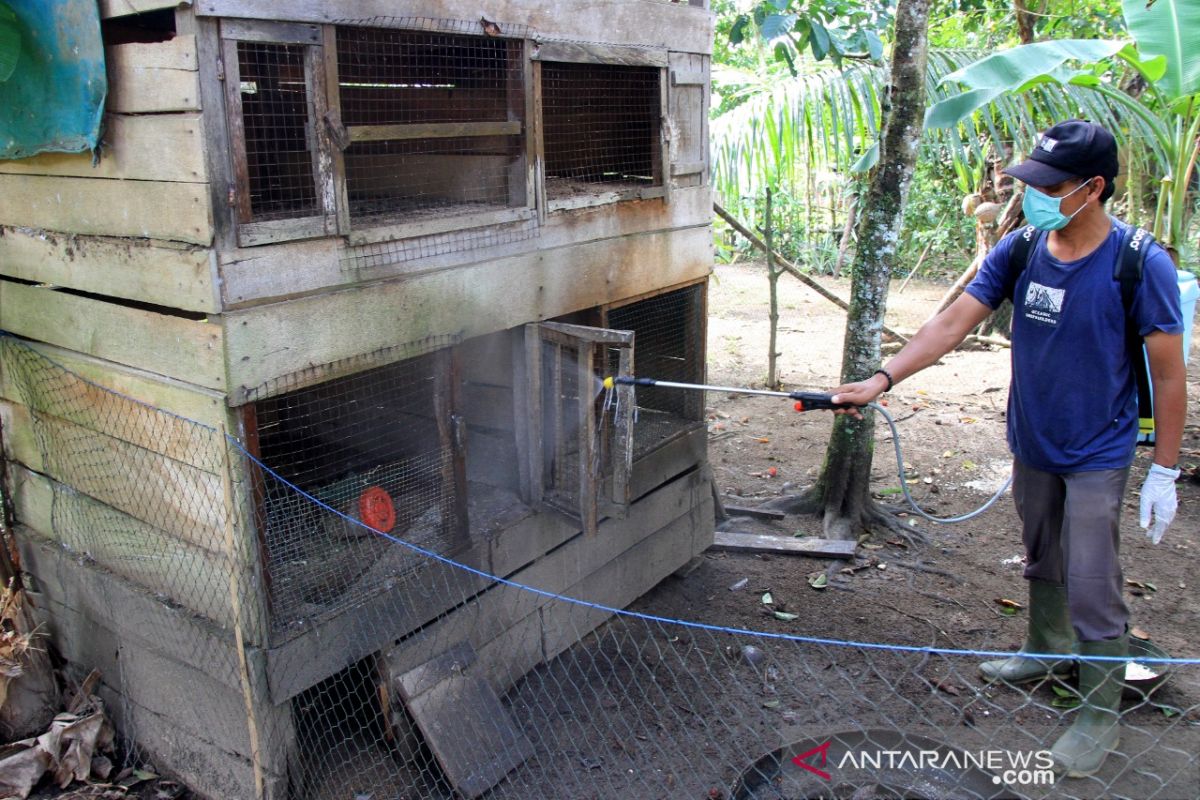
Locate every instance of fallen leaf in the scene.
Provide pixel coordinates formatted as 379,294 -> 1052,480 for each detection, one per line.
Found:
962,460 -> 977,471
767,467 -> 778,477
773,611 -> 799,621
761,699 -> 781,709
807,573 -> 828,590
1131,626 -> 1151,640
761,592 -> 774,605
756,437 -> 770,444
1158,705 -> 1180,718
1051,695 -> 1081,709
729,578 -> 749,592
960,417 -> 977,424
934,680 -> 961,697
995,598 -> 1025,609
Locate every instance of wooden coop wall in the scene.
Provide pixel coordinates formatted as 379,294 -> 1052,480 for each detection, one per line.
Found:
0,1 -> 714,797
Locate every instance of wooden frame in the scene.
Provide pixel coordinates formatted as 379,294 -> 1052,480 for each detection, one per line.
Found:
523,322 -> 634,536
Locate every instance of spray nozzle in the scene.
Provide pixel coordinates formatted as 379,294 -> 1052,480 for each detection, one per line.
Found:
603,376 -> 615,390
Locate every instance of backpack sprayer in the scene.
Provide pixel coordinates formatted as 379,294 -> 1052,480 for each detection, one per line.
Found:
601,375 -> 1012,524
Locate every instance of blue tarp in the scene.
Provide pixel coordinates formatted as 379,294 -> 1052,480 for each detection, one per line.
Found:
0,0 -> 106,160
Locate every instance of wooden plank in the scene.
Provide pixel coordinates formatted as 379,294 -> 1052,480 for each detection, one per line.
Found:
348,121 -> 522,143
0,280 -> 225,390
710,531 -> 858,559
547,185 -> 666,213
322,25 -> 352,236
0,225 -> 217,316
346,207 -> 534,247
533,41 -> 668,68
263,546 -> 493,703
221,226 -> 712,403
194,0 -> 715,56
237,216 -> 328,248
577,344 -> 598,536
2,402 -> 229,548
0,343 -> 224,469
13,467 -> 243,629
394,642 -> 533,799
0,114 -> 208,183
219,18 -> 321,43
383,470 -> 706,686
218,184 -> 713,307
18,531 -> 248,689
100,0 -> 190,18
0,174 -> 213,245
0,338 -> 226,427
106,36 -> 201,114
629,423 -> 706,501
541,495 -> 712,660
723,505 -> 787,521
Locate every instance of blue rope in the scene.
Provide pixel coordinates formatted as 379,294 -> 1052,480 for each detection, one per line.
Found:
231,437 -> 1200,666
6,333 -> 1194,666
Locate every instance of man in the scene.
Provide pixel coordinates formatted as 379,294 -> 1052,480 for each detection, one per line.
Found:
831,119 -> 1186,778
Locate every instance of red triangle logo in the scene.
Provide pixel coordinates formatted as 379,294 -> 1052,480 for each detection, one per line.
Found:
791,740 -> 832,781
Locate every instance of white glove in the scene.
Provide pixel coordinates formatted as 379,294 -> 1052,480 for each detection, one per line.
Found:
1139,463 -> 1180,545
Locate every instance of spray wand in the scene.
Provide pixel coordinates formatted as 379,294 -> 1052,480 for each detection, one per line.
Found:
601,375 -> 1011,524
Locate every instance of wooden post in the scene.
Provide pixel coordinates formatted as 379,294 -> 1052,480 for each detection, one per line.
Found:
764,188 -> 780,390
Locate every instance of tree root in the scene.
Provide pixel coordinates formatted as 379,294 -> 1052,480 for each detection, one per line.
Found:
762,488 -> 929,545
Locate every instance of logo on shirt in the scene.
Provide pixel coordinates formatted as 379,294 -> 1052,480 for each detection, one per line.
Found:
1023,281 -> 1064,326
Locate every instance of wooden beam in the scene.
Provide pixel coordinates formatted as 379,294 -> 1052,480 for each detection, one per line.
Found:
0,227 -> 218,313
348,120 -> 521,143
722,505 -> 786,520
0,114 -> 208,183
0,174 -> 213,245
532,41 -> 667,67
0,338 -> 226,427
710,530 -> 858,559
346,207 -> 534,247
221,226 -> 711,403
105,36 -> 201,114
100,0 -> 190,18
0,281 -> 226,390
194,0 -> 714,56
217,184 -> 712,307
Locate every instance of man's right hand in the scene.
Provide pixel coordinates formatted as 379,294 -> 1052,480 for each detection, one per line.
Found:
830,373 -> 890,419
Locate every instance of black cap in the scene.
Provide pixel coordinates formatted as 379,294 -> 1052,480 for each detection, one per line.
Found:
1004,120 -> 1119,199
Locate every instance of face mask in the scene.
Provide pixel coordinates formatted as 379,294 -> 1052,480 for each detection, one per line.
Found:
1022,181 -> 1091,231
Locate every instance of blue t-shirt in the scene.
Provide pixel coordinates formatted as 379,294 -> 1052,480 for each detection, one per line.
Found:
965,221 -> 1183,473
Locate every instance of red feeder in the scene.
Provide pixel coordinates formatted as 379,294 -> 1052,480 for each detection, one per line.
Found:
359,485 -> 396,533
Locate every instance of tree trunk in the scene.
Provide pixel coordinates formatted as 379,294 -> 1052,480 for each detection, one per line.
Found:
810,0 -> 932,540
1013,0 -> 1036,44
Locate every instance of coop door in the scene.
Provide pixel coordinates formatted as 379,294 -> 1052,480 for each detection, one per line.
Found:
668,53 -> 709,187
524,322 -> 634,536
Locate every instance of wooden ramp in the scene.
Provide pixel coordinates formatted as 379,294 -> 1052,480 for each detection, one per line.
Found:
394,641 -> 534,799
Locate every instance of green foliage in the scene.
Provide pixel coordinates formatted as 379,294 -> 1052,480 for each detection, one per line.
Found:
895,151 -> 977,279
0,1 -> 21,83
926,0 -> 1200,260
725,0 -> 892,70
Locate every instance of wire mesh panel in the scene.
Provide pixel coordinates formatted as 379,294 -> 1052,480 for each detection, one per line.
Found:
248,350 -> 468,635
605,282 -> 707,456
541,62 -> 662,202
335,25 -> 527,228
235,42 -> 320,222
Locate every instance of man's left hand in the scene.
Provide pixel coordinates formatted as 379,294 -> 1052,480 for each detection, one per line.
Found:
1139,463 -> 1180,545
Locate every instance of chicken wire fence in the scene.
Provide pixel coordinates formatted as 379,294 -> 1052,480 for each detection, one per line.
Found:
2,332 -> 1199,800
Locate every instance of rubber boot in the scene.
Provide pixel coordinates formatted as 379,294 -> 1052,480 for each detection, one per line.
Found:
1051,633 -> 1127,777
979,580 -> 1075,683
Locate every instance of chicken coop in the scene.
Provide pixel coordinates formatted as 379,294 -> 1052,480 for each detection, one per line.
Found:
0,0 -> 713,798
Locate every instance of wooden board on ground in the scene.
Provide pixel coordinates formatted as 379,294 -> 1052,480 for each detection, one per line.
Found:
710,531 -> 857,559
723,505 -> 787,521
394,641 -> 533,799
